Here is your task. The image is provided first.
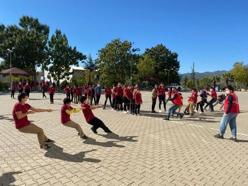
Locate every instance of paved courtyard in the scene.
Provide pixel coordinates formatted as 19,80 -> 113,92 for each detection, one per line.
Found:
0,91 -> 248,186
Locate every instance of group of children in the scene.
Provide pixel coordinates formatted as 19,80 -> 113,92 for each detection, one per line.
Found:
10,81 -> 32,98
12,92 -> 112,149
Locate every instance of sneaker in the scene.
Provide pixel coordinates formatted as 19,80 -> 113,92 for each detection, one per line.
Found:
159,110 -> 162,113
179,113 -> 184,119
229,137 -> 237,142
81,135 -> 88,139
45,139 -> 55,143
91,127 -> 97,134
214,134 -> 224,139
163,118 -> 169,120
40,144 -> 51,150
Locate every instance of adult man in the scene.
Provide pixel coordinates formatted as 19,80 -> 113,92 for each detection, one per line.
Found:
12,93 -> 54,149
215,86 -> 240,141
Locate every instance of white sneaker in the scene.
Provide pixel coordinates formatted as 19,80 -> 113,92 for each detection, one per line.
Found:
159,110 -> 162,113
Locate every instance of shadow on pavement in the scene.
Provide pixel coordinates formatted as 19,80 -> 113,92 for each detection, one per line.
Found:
98,133 -> 138,142
45,144 -> 101,163
83,137 -> 125,148
236,139 -> 248,143
0,171 -> 22,185
0,115 -> 13,122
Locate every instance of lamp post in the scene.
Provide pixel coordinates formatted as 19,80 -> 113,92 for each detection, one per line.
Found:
7,48 -> 15,89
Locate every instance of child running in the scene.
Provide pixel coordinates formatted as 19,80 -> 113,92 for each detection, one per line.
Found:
61,98 -> 88,139
80,96 -> 112,134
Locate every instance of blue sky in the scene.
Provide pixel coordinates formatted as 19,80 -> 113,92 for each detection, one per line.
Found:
0,0 -> 247,73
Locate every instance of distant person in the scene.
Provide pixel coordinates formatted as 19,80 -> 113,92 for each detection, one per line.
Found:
10,82 -> 16,99
215,86 -> 240,141
48,84 -> 56,104
196,89 -> 208,113
24,82 -> 31,97
41,82 -> 47,98
134,87 -> 142,115
103,86 -> 112,109
12,93 -> 54,150
94,84 -> 102,105
64,85 -> 71,100
158,83 -> 166,112
204,87 -> 217,112
18,82 -> 23,94
151,84 -> 158,113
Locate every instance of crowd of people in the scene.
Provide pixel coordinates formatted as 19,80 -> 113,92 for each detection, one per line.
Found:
10,80 -> 240,150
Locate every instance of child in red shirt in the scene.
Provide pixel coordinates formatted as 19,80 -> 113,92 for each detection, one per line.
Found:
61,98 -> 88,139
134,87 -> 142,115
80,96 -> 112,134
48,84 -> 56,104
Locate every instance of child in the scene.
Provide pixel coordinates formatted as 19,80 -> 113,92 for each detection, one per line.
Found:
80,96 -> 112,134
184,88 -> 198,116
61,98 -> 88,139
134,87 -> 142,115
48,84 -> 56,104
164,88 -> 184,120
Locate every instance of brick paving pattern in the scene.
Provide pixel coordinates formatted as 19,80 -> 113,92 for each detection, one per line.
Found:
0,91 -> 248,185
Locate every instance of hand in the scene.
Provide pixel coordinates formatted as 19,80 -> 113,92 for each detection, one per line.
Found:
28,111 -> 35,114
46,109 -> 53,112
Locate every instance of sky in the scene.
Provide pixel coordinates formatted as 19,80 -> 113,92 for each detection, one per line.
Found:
0,0 -> 247,73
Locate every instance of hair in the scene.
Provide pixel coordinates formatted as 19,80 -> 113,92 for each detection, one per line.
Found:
80,96 -> 87,103
226,85 -> 234,92
63,97 -> 71,105
18,93 -> 27,102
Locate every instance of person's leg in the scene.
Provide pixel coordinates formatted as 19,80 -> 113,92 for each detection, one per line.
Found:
159,96 -> 162,110
163,97 -> 166,111
103,96 -> 108,109
200,101 -> 204,112
219,114 -> 232,137
229,114 -> 237,139
51,94 -> 54,103
137,104 -> 141,114
18,124 -> 48,147
152,98 -> 156,112
94,117 -> 112,133
49,94 -> 52,103
189,103 -> 194,116
64,121 -> 85,136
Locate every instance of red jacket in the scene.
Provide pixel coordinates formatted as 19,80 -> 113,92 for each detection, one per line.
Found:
105,87 -> 112,96
172,93 -> 183,106
48,87 -> 55,94
224,93 -> 240,114
157,86 -> 166,96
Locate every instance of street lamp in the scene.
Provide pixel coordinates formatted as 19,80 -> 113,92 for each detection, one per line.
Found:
7,47 -> 15,90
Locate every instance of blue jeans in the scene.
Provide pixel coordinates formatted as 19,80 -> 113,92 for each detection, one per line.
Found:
219,113 -> 238,138
166,105 -> 179,119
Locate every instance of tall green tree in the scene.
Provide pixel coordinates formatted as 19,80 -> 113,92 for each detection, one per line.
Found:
231,62 -> 248,88
46,30 -> 85,86
0,16 -> 49,77
97,39 -> 138,86
144,44 -> 180,84
85,54 -> 97,84
222,72 -> 233,86
137,54 -> 155,81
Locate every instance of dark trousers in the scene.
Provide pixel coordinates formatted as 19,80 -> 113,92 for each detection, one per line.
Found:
112,97 -> 117,109
50,94 -> 54,104
66,93 -> 70,100
95,95 -> 101,105
88,117 -> 111,133
204,98 -> 217,112
166,105 -> 179,119
42,90 -> 46,98
104,95 -> 112,109
159,95 -> 166,111
130,99 -> 135,114
123,97 -> 130,111
11,90 -> 15,98
135,104 -> 141,115
152,97 -> 157,111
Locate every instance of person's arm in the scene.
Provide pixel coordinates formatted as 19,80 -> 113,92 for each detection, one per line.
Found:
30,107 -> 53,112
226,95 -> 233,114
15,110 -> 34,119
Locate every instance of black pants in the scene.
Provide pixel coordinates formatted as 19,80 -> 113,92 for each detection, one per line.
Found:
135,104 -> 141,115
130,99 -> 135,114
152,97 -> 157,112
123,97 -> 130,111
11,90 -> 15,98
50,94 -> 54,104
104,95 -> 112,109
95,95 -> 101,105
116,96 -> 123,110
88,117 -> 111,133
42,90 -> 46,98
90,95 -> 95,105
66,93 -> 70,100
196,100 -> 207,112
204,98 -> 217,112
159,95 -> 166,111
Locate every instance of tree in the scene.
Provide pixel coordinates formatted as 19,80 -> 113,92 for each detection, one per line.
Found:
231,62 -> 248,88
46,30 -> 85,86
85,54 -> 97,84
191,62 -> 196,88
0,16 -> 49,78
137,54 -> 155,81
97,39 -> 138,86
144,44 -> 180,84
222,72 -> 233,86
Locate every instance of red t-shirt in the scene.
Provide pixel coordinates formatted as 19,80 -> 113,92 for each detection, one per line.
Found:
157,87 -> 166,96
211,90 -> 217,99
116,87 -> 123,97
105,87 -> 112,96
81,103 -> 95,123
64,87 -> 70,94
12,103 -> 31,129
48,87 -> 55,94
61,105 -> 72,124
135,91 -> 142,104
